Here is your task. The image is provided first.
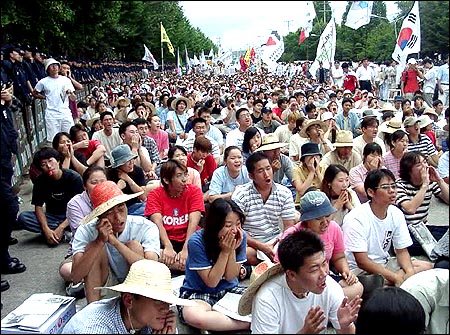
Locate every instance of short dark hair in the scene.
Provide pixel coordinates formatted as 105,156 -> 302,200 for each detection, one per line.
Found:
52,132 -> 71,151
342,97 -> 354,106
119,121 -> 135,136
168,145 -> 187,159
245,151 -> 269,174
82,166 -> 106,186
364,169 -> 395,200
191,117 -> 207,128
361,117 -> 379,129
99,111 -> 114,121
33,147 -> 61,171
362,142 -> 383,162
160,159 -> 187,189
278,229 -> 324,272
193,135 -> 212,152
69,124 -> 87,141
236,107 -> 250,119
388,129 -> 408,150
133,118 -> 147,127
355,286 -> 426,334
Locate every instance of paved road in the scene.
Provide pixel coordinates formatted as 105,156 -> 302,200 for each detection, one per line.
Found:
2,175 -> 449,331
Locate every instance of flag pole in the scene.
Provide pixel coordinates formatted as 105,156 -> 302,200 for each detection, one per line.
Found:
160,22 -> 164,74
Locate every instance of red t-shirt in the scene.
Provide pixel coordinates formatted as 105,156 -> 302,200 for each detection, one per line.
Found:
343,74 -> 358,92
144,184 -> 205,242
75,140 -> 102,160
187,153 -> 217,186
272,107 -> 282,118
401,69 -> 420,94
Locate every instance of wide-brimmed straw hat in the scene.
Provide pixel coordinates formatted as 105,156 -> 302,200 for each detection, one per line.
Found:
423,108 -> 438,118
115,96 -> 131,107
80,181 -> 143,224
379,103 -> 397,113
110,144 -> 138,168
86,113 -> 101,128
299,119 -> 328,138
333,130 -> 354,147
379,119 -> 404,134
171,96 -> 191,110
96,259 -> 196,307
238,261 -> 284,316
255,133 -> 288,152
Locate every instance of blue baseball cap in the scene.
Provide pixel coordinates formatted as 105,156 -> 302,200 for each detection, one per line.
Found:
394,96 -> 403,102
299,191 -> 337,221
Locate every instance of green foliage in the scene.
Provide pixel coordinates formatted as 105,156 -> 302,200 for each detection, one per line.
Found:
283,0 -> 449,63
1,0 -> 216,61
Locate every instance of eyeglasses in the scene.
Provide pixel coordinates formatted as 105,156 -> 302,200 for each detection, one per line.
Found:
374,183 -> 397,191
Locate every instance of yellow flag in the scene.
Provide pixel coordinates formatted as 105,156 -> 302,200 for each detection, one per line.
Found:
161,23 -> 175,57
244,47 -> 251,66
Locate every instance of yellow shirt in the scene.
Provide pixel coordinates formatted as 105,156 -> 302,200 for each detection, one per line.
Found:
292,163 -> 327,204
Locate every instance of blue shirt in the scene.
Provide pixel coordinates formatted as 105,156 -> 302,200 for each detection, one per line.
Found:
335,111 -> 361,138
208,165 -> 250,196
181,230 -> 247,294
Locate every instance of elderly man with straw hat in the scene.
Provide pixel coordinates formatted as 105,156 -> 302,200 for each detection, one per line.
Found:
321,130 -> 362,171
71,181 -> 160,303
63,259 -> 196,334
238,229 -> 361,334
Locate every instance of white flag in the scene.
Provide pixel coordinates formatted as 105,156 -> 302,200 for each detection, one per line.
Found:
392,1 -> 421,69
345,1 -> 374,30
309,17 -> 336,77
216,49 -> 233,67
142,44 -> 159,70
260,31 -> 284,69
298,1 -> 316,34
208,48 -> 214,58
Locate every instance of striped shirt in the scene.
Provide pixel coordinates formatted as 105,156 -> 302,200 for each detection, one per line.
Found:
396,179 -> 441,225
382,151 -> 402,180
231,182 -> 296,243
407,134 -> 437,159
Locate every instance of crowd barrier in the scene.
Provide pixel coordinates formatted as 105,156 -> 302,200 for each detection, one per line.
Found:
10,76 -> 138,188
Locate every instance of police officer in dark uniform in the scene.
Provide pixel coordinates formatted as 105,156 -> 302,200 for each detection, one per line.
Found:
1,87 -> 26,287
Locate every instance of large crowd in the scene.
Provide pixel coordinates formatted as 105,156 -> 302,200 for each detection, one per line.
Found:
1,42 -> 449,334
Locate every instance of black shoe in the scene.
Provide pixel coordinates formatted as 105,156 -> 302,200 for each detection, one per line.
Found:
8,237 -> 18,245
1,258 -> 26,274
1,279 -> 10,292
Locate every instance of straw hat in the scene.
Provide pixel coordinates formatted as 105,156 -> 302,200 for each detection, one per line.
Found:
379,119 -> 404,134
423,108 -> 438,118
110,144 -> 138,168
379,103 -> 397,113
143,101 -> 156,114
299,119 -> 328,138
254,133 -> 288,152
333,130 -> 354,147
96,259 -> 196,307
79,181 -> 143,224
171,96 -> 191,110
238,261 -> 284,316
320,111 -> 334,122
115,96 -> 131,107
86,113 -> 101,128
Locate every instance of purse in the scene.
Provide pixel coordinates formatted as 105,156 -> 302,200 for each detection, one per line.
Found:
408,221 -> 437,258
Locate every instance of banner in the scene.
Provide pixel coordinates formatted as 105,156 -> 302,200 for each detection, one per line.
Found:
392,1 -> 421,68
260,30 -> 284,72
160,23 -> 175,57
142,44 -> 159,70
309,17 -> 336,76
298,1 -> 316,35
216,49 -> 233,67
344,1 -> 374,30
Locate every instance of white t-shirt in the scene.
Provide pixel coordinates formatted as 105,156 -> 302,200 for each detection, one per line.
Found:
92,128 -> 122,161
252,274 -> 344,334
225,127 -> 245,150
342,202 -> 412,270
35,75 -> 74,119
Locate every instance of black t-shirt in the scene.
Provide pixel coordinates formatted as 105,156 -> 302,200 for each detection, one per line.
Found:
107,165 -> 146,206
31,169 -> 84,215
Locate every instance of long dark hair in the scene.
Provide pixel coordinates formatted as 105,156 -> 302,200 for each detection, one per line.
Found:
320,164 -> 352,202
242,127 -> 260,155
202,198 -> 245,263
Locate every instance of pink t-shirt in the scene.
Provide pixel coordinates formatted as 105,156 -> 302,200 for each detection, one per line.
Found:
148,129 -> 169,159
274,220 -> 345,263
